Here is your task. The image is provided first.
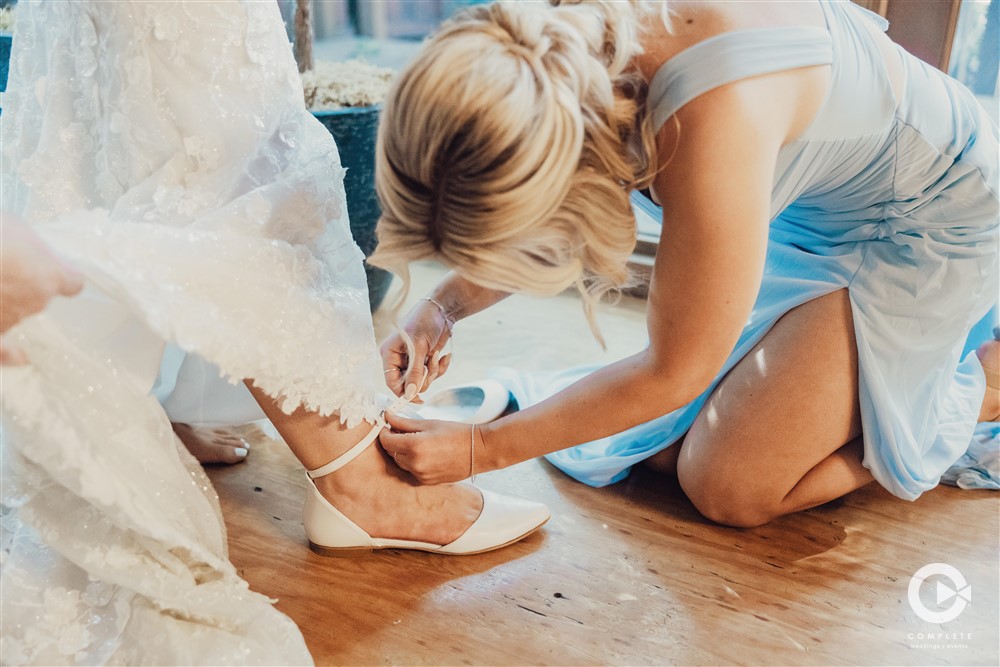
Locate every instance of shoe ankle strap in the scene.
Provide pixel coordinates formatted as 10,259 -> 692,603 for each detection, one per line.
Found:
307,333 -> 428,480
306,419 -> 384,479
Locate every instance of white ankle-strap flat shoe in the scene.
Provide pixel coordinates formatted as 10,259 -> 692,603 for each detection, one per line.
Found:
302,421 -> 550,557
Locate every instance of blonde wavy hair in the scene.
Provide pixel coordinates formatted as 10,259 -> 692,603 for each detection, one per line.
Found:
369,0 -> 670,343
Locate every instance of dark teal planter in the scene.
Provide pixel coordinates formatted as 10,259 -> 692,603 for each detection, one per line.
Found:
313,106 -> 393,312
0,32 -> 12,98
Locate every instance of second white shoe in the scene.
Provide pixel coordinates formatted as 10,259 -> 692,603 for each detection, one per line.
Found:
415,379 -> 513,424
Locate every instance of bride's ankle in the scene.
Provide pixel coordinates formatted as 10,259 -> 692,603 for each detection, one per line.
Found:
308,447 -> 482,544
312,445 -> 398,500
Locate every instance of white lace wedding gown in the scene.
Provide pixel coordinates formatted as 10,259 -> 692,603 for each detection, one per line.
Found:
1,2 -> 385,664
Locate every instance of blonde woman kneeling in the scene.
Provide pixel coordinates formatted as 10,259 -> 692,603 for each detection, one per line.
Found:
374,0 -> 1000,527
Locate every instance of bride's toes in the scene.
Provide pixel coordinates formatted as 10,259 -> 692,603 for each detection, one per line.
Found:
172,423 -> 249,465
206,440 -> 250,465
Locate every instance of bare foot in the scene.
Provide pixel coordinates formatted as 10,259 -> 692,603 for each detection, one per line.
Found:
977,338 -> 1000,422
312,434 -> 483,545
172,423 -> 249,465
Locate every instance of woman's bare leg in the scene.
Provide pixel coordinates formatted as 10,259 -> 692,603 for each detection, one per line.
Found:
977,338 -> 999,422
644,442 -> 681,476
639,297 -> 994,522
246,383 -> 482,544
676,289 -> 871,527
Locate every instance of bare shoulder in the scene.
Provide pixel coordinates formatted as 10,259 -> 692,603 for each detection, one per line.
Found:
665,0 -> 826,38
647,71 -> 826,205
638,0 -> 831,198
635,1 -> 827,79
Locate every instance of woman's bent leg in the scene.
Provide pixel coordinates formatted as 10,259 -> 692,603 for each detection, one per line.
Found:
676,289 -> 872,527
977,338 -> 999,422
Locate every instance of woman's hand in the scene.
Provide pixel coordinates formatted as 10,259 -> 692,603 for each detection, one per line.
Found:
380,298 -> 453,397
379,412 -> 479,484
1,213 -> 85,364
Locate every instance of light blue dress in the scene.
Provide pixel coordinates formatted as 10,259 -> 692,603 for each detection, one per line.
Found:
504,0 -> 999,500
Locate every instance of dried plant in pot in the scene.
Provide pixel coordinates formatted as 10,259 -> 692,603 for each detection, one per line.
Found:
293,0 -> 394,311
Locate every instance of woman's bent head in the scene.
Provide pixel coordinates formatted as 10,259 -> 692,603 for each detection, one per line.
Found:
371,1 -> 667,339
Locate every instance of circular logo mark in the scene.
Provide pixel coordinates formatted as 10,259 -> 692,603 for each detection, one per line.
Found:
908,563 -> 971,624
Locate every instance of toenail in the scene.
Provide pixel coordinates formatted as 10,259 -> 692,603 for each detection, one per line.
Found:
234,447 -> 248,458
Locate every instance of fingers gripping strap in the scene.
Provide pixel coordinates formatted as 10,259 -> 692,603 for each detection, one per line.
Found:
398,323 -> 449,389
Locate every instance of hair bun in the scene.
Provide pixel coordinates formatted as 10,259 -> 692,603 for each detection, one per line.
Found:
372,0 -> 667,345
483,2 -> 575,70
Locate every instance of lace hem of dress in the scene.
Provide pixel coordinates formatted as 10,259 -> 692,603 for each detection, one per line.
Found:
1,316 -> 313,666
0,0 -> 383,428
36,212 -> 383,429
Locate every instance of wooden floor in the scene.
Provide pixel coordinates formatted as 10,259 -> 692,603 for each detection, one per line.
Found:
208,262 -> 999,666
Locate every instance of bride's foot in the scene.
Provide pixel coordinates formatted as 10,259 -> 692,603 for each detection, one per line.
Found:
173,422 -> 249,465
312,436 -> 484,545
242,382 -> 549,555
302,423 -> 549,555
977,338 -> 1000,422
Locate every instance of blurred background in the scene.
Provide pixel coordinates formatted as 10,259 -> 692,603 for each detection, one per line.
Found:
2,0 -> 995,116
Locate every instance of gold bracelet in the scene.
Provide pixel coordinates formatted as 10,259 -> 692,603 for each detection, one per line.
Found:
470,423 -> 477,482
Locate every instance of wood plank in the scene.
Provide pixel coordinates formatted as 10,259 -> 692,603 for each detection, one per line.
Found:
209,439 -> 998,666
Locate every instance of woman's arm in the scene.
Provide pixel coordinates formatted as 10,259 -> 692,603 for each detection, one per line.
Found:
479,76 -> 790,467
382,271 -> 510,395
426,271 -> 511,321
0,212 -> 85,364
382,69 -> 811,482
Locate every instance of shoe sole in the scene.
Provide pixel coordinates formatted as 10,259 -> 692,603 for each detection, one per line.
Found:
307,517 -> 549,558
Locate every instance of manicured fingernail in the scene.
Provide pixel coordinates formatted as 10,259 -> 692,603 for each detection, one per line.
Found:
234,447 -> 248,458
405,383 -> 417,397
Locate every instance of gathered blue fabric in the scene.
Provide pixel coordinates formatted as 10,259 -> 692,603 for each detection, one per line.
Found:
517,1 -> 998,499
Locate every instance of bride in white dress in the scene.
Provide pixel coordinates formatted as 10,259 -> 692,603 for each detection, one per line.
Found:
0,2 -> 547,664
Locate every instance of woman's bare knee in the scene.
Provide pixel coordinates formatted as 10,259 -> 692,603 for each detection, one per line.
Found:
677,453 -> 780,528
684,479 -> 779,527
697,497 -> 777,528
